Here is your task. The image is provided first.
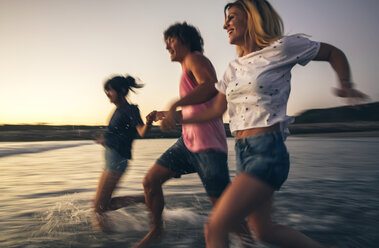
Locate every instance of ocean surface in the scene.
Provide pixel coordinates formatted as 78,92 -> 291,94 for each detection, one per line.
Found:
0,137 -> 378,248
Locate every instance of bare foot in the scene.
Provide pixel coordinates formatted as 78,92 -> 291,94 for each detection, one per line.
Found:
92,212 -> 112,233
133,225 -> 163,248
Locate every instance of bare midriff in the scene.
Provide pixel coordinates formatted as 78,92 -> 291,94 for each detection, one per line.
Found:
236,123 -> 280,139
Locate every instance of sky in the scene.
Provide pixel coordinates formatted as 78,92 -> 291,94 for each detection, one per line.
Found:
1,0 -> 378,126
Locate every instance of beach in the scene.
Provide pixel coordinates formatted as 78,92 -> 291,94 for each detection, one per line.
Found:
1,137 -> 378,247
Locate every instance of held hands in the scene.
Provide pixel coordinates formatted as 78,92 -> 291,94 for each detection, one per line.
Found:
160,105 -> 180,132
145,110 -> 168,126
146,108 -> 180,132
146,110 -> 166,123
154,111 -> 167,121
146,111 -> 157,125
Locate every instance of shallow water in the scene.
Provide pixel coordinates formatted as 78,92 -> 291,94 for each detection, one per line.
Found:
0,137 -> 378,247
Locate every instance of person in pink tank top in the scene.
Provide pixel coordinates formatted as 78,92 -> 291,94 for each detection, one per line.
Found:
180,61 -> 228,154
136,22 -> 254,248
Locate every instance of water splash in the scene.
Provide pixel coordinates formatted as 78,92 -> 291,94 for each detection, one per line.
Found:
164,207 -> 205,225
34,194 -> 92,237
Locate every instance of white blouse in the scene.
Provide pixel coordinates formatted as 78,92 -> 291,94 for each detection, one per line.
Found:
215,35 -> 320,137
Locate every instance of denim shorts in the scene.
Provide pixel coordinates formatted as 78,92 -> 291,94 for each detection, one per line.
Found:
157,137 -> 230,198
235,131 -> 289,190
104,147 -> 128,174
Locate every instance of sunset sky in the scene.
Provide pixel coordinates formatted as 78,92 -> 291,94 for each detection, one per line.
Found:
1,0 -> 378,125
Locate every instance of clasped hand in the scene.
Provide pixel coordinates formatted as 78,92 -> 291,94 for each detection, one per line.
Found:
160,107 -> 178,132
146,107 -> 179,132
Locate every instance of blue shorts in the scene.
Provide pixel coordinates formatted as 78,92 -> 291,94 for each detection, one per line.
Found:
235,131 -> 289,190
104,147 -> 128,174
157,137 -> 230,198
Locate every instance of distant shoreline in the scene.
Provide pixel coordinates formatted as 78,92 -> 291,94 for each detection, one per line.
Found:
1,122 -> 379,142
291,130 -> 379,138
2,102 -> 378,141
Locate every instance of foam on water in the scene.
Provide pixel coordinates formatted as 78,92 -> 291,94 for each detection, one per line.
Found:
106,210 -> 148,232
25,193 -> 209,247
164,208 -> 206,225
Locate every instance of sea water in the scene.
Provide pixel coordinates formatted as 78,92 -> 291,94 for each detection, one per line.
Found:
0,137 -> 378,248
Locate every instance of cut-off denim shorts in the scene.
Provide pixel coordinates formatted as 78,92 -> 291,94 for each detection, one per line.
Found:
235,131 -> 290,190
157,137 -> 230,198
104,147 -> 128,174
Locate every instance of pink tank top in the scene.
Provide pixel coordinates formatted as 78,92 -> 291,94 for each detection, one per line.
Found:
180,67 -> 228,153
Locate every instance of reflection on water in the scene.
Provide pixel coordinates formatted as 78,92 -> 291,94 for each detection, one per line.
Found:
0,137 -> 378,247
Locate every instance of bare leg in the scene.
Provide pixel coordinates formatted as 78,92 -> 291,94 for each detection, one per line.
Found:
93,172 -> 107,211
208,197 -> 254,247
205,173 -> 271,248
93,170 -> 122,232
249,194 -> 325,248
94,170 -> 122,212
134,164 -> 176,248
205,173 -> 326,248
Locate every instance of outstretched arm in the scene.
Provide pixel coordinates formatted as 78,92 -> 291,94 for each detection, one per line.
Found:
136,110 -> 178,137
181,92 -> 227,125
172,82 -> 218,110
142,110 -> 182,133
136,111 -> 156,138
136,110 -> 183,137
314,43 -> 368,103
161,92 -> 226,131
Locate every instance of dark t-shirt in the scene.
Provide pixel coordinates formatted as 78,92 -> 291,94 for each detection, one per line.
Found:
104,104 -> 143,159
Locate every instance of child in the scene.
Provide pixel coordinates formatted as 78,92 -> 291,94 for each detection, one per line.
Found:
93,75 -> 156,232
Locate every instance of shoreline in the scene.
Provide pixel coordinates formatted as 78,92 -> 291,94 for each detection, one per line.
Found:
290,130 -> 379,138
1,122 -> 379,141
1,131 -> 378,143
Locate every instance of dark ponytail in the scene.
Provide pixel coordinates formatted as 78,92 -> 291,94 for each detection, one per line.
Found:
104,74 -> 144,97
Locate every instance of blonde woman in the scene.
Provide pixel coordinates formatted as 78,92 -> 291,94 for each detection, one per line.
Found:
163,0 -> 367,247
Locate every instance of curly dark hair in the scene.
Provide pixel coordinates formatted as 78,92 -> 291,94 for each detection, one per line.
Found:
163,22 -> 204,53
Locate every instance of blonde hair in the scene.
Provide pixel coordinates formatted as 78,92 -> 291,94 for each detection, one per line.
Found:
224,0 -> 284,57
